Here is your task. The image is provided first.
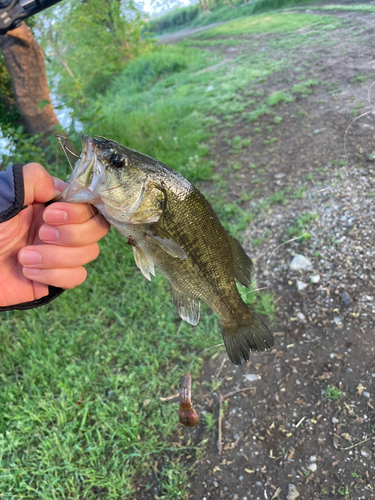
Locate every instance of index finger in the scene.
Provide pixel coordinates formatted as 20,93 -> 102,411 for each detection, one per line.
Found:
43,202 -> 100,225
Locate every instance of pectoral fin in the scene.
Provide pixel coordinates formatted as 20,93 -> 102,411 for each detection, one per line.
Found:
171,286 -> 200,326
132,246 -> 155,282
149,226 -> 188,260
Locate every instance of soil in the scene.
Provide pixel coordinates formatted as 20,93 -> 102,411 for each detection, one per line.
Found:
150,7 -> 375,500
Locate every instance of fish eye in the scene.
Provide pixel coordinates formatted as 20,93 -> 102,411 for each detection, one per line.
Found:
109,153 -> 124,168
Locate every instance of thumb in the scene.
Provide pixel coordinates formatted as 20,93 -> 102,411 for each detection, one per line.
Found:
22,163 -> 67,206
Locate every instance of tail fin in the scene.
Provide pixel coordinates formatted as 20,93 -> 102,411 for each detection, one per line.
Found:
221,311 -> 274,365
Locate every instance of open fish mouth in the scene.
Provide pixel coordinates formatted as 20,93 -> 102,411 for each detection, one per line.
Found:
62,135 -> 104,204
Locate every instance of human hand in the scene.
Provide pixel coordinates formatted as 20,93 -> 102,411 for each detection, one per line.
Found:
0,162 -> 110,308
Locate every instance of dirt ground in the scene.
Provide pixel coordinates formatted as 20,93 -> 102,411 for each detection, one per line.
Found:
151,7 -> 375,500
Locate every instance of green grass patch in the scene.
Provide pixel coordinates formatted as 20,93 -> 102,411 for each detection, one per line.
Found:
267,91 -> 294,106
292,78 -> 320,95
287,212 -> 318,242
193,13 -> 344,38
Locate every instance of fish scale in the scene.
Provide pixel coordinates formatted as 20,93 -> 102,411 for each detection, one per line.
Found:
61,134 -> 274,365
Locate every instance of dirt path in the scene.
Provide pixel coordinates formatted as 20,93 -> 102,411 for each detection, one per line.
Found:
149,8 -> 375,500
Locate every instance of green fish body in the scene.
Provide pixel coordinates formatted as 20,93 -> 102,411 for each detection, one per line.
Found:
62,135 -> 274,365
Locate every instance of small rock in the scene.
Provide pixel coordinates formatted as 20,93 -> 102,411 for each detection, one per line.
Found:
287,484 -> 300,500
296,312 -> 307,323
332,417 -> 339,424
309,455 -> 317,462
333,317 -> 341,324
308,463 -> 317,472
297,280 -> 308,291
340,290 -> 352,305
290,254 -> 312,271
213,480 -> 219,488
363,391 -> 370,398
310,274 -> 320,283
245,374 -> 260,382
361,447 -> 372,459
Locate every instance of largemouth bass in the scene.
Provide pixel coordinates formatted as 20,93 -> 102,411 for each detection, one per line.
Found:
62,135 -> 274,365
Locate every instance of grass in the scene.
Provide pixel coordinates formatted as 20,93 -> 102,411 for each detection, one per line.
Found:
1,10 -> 348,499
191,13 -> 344,38
287,212 -> 319,242
152,0 -> 316,36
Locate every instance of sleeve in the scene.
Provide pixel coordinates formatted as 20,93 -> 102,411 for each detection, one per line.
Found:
0,163 -> 65,311
0,163 -> 26,223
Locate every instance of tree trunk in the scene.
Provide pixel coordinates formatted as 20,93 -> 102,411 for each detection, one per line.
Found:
0,22 -> 60,137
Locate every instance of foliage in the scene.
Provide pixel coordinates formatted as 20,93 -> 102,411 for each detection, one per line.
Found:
0,124 -> 68,177
148,3 -> 201,34
0,55 -> 21,128
36,0 -> 150,116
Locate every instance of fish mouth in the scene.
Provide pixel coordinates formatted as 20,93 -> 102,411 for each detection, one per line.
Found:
62,135 -> 103,204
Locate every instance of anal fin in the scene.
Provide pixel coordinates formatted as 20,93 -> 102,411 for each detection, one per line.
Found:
171,286 -> 200,326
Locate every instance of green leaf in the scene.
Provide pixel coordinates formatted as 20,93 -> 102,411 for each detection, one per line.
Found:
37,99 -> 50,110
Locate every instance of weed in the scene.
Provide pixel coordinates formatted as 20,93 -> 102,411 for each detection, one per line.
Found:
274,115 -> 282,124
350,74 -> 369,83
269,190 -> 287,204
337,485 -> 350,497
287,212 -> 318,241
291,78 -> 320,95
325,385 -> 345,400
293,186 -> 307,198
229,135 -> 251,152
203,413 -> 217,433
267,91 -> 294,106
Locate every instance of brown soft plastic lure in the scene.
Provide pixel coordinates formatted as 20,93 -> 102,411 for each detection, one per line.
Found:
179,372 -> 199,427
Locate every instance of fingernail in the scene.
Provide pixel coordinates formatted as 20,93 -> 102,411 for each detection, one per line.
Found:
23,267 -> 40,277
19,249 -> 41,265
40,225 -> 59,242
52,177 -> 67,192
44,208 -> 68,223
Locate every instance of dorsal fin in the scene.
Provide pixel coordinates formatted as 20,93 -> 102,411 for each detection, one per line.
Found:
171,286 -> 200,326
229,235 -> 253,287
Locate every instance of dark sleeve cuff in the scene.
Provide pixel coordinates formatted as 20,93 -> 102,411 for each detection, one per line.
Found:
0,163 -> 66,311
0,286 -> 66,311
0,163 -> 27,223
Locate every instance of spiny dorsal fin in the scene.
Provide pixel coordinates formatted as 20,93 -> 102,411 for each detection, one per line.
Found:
229,235 -> 253,288
171,286 -> 200,326
132,246 -> 155,281
149,226 -> 188,260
